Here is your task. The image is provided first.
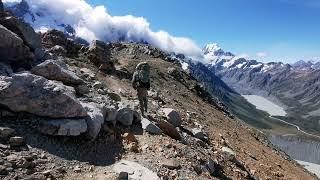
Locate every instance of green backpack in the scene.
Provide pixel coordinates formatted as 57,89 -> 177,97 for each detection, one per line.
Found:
136,62 -> 150,84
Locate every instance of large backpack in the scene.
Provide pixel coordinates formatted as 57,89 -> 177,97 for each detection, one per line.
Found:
136,62 -> 150,83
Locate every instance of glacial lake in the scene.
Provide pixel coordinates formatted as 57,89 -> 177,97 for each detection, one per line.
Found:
242,95 -> 286,116
242,94 -> 320,178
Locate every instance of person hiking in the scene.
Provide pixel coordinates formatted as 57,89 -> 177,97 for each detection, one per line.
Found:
132,62 -> 150,116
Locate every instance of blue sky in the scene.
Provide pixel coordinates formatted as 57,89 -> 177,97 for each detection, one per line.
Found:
88,0 -> 320,63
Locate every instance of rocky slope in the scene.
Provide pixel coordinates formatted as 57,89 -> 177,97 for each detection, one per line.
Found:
0,2 -> 317,179
202,43 -> 320,135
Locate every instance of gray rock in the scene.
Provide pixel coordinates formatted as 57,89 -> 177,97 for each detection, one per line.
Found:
80,68 -> 95,80
116,108 -> 140,126
118,172 -> 129,180
93,81 -> 105,89
38,119 -> 87,136
73,166 -> 81,173
97,89 -> 107,95
86,40 -> 115,72
9,136 -> 24,146
0,165 -> 8,175
0,24 -> 33,64
221,147 -> 235,156
48,45 -> 67,57
167,67 -> 182,80
141,118 -> 162,135
105,105 -> 118,122
161,108 -> 182,127
206,159 -> 218,175
108,92 -> 122,102
82,102 -> 106,139
31,59 -> 84,85
75,84 -> 90,95
34,48 -> 46,60
162,159 -> 181,170
191,128 -> 208,141
113,160 -> 159,180
116,108 -> 134,126
0,16 -> 42,51
0,73 -> 87,118
0,127 -> 15,139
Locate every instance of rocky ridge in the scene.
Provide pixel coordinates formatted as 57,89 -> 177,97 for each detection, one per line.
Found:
0,2 -> 317,179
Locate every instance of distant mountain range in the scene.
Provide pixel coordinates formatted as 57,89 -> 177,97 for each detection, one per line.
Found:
202,43 -> 320,135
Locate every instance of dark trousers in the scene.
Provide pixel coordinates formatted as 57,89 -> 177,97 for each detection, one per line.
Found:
137,87 -> 148,115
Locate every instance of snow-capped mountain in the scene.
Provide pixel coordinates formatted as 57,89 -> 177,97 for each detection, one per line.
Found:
292,60 -> 320,70
203,43 -> 320,73
5,0 -> 77,36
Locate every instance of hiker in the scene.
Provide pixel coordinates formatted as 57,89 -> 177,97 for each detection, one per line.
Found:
132,62 -> 150,116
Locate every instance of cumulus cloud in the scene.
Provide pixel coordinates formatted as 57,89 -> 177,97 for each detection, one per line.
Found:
4,0 -> 203,58
256,52 -> 268,58
234,53 -> 250,59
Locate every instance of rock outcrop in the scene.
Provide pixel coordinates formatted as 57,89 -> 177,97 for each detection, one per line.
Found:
85,40 -> 115,72
0,73 -> 87,118
31,59 -> 84,85
41,29 -> 82,57
0,16 -> 41,51
0,24 -> 33,66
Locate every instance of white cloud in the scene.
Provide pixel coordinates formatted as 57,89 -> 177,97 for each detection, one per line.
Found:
256,52 -> 268,58
234,53 -> 250,59
4,0 -> 203,59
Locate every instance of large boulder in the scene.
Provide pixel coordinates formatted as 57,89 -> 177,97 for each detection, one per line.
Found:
116,107 -> 141,126
0,24 -> 34,66
38,119 -> 87,136
160,108 -> 182,127
0,72 -> 87,118
86,40 -> 115,72
0,16 -> 41,51
31,59 -> 84,85
82,102 -> 106,139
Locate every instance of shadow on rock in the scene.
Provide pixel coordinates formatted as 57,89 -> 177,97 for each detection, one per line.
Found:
0,117 -> 124,166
